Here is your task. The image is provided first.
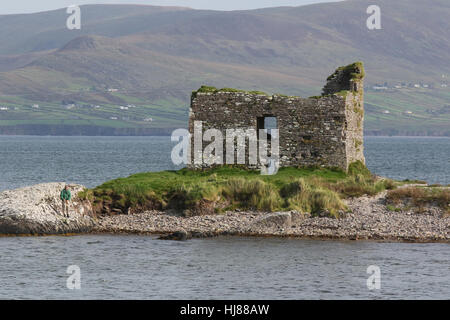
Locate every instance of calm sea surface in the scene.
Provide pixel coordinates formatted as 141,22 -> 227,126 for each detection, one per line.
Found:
0,136 -> 448,299
0,136 -> 448,191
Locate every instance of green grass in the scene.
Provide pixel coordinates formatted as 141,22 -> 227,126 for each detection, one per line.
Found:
386,204 -> 402,212
365,88 -> 450,135
193,85 -> 269,97
81,161 -> 396,218
327,61 -> 365,81
0,94 -> 186,130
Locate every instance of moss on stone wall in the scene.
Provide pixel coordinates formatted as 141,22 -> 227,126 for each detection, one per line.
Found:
327,61 -> 365,81
354,139 -> 363,149
274,93 -> 301,98
345,61 -> 365,80
335,90 -> 350,98
196,85 -> 218,93
193,85 -> 269,97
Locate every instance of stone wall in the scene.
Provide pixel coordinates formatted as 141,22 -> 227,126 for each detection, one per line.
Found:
188,62 -> 365,171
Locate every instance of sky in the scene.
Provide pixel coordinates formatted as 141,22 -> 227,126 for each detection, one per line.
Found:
0,0 -> 343,14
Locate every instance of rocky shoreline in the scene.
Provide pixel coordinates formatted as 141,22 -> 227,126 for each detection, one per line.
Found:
93,191 -> 449,242
1,183 -> 448,242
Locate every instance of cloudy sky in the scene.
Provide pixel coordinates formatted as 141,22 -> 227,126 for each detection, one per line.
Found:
0,0 -> 343,14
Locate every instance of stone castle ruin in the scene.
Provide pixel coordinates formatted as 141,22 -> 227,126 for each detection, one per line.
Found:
188,62 -> 365,172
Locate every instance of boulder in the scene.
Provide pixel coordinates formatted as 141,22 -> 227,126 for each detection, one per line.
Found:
251,211 -> 307,230
158,229 -> 192,241
252,212 -> 292,229
0,183 -> 95,235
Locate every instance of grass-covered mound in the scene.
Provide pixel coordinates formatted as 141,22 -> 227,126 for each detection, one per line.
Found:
80,162 -> 397,218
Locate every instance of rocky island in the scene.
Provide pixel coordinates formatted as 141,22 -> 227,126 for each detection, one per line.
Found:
0,167 -> 448,242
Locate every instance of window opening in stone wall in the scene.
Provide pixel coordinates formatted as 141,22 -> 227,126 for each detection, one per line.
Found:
257,116 -> 277,139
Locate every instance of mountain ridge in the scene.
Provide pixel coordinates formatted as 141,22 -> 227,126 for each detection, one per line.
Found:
0,0 -> 449,136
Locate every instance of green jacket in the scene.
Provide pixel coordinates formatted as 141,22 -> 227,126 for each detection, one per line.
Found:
60,189 -> 72,201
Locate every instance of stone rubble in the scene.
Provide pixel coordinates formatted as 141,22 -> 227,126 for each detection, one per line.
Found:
1,183 -> 447,242
94,191 -> 449,242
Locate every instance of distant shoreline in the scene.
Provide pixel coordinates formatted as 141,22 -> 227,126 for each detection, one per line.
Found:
0,123 -> 449,137
0,125 -> 177,136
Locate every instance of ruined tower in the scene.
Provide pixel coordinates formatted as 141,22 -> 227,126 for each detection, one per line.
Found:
188,62 -> 365,171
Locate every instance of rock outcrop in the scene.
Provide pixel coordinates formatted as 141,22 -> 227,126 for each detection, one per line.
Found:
158,229 -> 192,241
250,211 -> 307,230
0,183 -> 95,235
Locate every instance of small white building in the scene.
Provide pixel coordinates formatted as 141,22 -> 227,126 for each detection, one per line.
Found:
373,86 -> 388,91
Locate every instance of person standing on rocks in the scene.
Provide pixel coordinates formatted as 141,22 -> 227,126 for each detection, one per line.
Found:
60,185 -> 72,217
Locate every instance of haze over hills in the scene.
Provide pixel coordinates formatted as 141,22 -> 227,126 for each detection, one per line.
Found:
0,0 -> 449,135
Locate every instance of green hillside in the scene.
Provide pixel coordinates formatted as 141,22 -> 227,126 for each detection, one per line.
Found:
365,89 -> 450,136
0,0 -> 449,135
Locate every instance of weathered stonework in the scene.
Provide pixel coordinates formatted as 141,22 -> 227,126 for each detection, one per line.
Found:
188,62 -> 365,171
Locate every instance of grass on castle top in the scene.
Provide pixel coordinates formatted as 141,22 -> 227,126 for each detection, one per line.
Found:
80,162 -> 402,218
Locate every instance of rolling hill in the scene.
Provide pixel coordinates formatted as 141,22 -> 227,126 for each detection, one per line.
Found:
0,0 -> 449,135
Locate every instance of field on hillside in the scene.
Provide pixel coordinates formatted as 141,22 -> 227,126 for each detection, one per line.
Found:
0,94 -> 187,131
0,87 -> 448,136
365,88 -> 450,136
